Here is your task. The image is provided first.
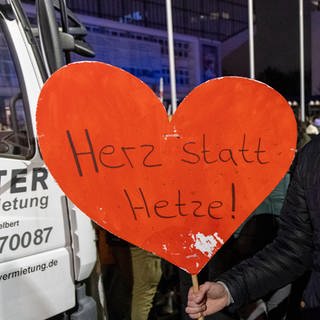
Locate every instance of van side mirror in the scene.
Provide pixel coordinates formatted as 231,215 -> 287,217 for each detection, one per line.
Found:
36,0 -> 95,74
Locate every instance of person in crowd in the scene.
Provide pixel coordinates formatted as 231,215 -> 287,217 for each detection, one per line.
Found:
313,116 -> 320,130
98,231 -> 162,320
297,121 -> 311,149
179,174 -> 291,320
230,174 -> 292,320
185,134 -> 320,320
101,233 -> 133,320
305,116 -> 319,140
130,246 -> 162,320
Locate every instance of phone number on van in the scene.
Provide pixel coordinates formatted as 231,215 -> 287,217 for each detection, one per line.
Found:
0,227 -> 53,254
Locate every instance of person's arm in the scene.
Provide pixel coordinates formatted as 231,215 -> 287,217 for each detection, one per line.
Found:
217,149 -> 313,310
186,146 -> 314,318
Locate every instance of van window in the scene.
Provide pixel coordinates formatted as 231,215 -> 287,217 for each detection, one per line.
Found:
0,23 -> 33,159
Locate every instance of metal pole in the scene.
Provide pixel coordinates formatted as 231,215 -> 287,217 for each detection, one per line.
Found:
159,77 -> 164,103
299,0 -> 306,122
165,0 -> 177,114
248,0 -> 255,79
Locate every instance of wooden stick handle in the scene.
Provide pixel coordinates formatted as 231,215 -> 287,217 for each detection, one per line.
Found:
191,274 -> 205,320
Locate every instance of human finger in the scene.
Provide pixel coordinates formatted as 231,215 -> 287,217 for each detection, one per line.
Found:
185,302 -> 207,319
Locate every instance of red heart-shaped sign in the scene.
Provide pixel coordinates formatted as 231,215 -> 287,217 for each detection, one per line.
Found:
36,62 -> 297,274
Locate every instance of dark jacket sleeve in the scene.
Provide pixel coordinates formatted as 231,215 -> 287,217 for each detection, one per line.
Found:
216,148 -> 314,310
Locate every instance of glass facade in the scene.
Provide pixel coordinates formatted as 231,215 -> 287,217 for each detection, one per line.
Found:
19,1 -> 244,103
66,0 -> 248,41
71,21 -> 204,102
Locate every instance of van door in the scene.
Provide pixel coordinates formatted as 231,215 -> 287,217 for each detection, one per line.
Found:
0,6 -> 79,320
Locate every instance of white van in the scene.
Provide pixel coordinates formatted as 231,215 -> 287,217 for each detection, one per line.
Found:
0,1 -> 98,319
